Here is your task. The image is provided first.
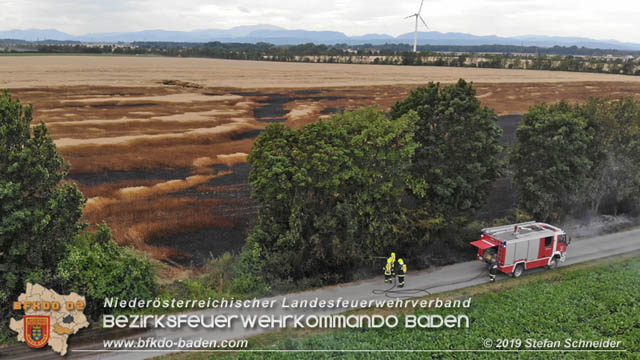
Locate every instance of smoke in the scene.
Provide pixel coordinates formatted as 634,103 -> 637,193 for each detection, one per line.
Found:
561,214 -> 638,239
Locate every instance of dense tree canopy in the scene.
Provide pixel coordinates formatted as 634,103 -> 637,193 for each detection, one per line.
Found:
510,98 -> 640,221
0,91 -> 85,321
509,102 -> 597,221
390,80 -> 504,227
246,107 -> 418,283
578,97 -> 640,215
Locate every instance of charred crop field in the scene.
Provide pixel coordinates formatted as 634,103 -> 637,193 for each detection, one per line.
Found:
3,56 -> 640,277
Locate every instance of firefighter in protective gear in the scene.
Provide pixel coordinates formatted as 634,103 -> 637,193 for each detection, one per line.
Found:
390,252 -> 397,276
489,258 -> 499,283
397,259 -> 407,287
383,258 -> 393,283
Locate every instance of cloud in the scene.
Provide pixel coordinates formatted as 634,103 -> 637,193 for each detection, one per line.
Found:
0,0 -> 638,43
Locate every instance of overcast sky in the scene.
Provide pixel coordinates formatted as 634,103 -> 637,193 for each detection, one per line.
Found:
2,0 -> 639,43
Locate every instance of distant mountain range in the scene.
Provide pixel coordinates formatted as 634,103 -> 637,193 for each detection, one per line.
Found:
2,25 -> 639,51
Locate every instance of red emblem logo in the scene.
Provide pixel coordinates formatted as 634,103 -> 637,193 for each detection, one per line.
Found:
24,315 -> 50,348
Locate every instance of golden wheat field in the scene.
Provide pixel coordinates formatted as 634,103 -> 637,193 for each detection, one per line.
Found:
3,56 -> 640,277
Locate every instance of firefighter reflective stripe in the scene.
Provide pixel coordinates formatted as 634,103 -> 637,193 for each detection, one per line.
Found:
384,263 -> 392,276
398,264 -> 406,287
397,264 -> 407,275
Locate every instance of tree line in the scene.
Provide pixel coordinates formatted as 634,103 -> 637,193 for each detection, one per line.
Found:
511,98 -> 640,220
4,41 -> 639,76
5,41 -> 639,57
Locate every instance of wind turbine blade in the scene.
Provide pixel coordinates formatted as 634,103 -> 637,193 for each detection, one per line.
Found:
420,15 -> 429,29
405,14 -> 416,19
418,0 -> 425,14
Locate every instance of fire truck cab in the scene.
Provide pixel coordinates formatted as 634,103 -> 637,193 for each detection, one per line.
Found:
471,221 -> 571,278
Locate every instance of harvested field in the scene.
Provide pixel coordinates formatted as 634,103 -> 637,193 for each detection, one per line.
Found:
3,56 -> 640,273
3,56 -> 640,88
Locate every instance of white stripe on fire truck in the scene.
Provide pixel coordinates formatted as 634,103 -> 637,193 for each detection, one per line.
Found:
482,240 -> 494,247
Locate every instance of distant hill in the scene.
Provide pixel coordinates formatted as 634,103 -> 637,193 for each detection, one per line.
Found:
1,26 -> 639,51
0,29 -> 73,41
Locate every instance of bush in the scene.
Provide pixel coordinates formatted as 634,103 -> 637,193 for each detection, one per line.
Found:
202,252 -> 235,293
57,224 -> 156,320
171,280 -> 219,300
230,235 -> 270,296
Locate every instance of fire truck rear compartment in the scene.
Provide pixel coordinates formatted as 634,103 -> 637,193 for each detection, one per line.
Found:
482,246 -> 498,263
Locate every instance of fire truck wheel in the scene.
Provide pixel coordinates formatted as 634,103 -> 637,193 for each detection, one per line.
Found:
512,264 -> 524,278
548,257 -> 559,269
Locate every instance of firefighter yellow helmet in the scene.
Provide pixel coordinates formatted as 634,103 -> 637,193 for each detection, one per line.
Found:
391,252 -> 396,259
398,259 -> 404,264
387,258 -> 392,264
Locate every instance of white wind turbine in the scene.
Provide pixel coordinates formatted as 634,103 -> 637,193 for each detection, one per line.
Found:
405,0 -> 429,52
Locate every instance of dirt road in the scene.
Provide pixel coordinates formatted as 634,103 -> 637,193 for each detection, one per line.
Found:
4,227 -> 639,360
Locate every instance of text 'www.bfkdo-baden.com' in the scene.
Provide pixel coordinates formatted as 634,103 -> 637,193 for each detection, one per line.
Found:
102,337 -> 249,350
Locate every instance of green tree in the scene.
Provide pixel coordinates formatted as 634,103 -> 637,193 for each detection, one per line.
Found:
56,224 -> 156,320
579,97 -> 640,215
509,102 -> 596,221
245,107 -> 418,284
0,91 -> 85,329
390,80 -> 504,230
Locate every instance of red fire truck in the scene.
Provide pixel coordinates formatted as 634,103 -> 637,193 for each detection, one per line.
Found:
471,221 -> 571,278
